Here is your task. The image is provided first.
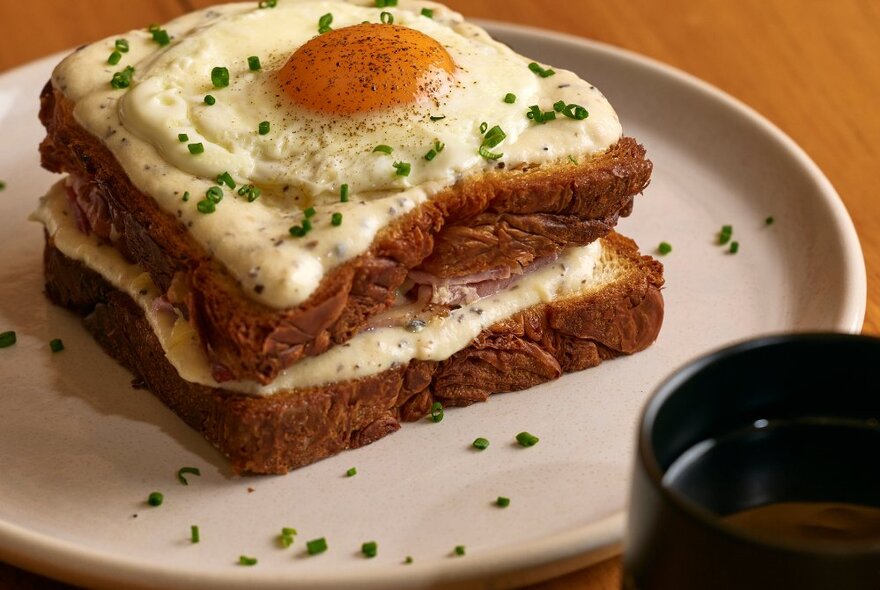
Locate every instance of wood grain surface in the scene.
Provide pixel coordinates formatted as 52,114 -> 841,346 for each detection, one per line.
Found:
0,1 -> 877,588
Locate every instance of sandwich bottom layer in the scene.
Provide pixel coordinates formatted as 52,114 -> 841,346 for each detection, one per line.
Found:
43,229 -> 664,474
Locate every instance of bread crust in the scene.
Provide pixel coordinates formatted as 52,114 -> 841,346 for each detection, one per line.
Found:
44,231 -> 664,474
39,82 -> 652,385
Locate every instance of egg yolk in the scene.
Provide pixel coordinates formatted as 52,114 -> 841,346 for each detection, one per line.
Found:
279,23 -> 455,115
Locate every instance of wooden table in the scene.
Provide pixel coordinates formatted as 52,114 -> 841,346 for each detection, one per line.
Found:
0,1 -> 877,588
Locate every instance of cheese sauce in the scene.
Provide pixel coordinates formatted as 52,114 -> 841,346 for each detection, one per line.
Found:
51,0 -> 622,310
34,182 -> 604,396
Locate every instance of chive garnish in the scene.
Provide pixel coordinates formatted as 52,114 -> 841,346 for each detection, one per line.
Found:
282,527 -> 298,536
216,171 -> 235,189
340,183 -> 349,202
289,225 -> 306,237
658,241 -> 672,255
496,496 -> 511,508
392,161 -> 411,177
718,225 -> 733,245
204,95 -> 216,105
191,525 -> 200,543
318,13 -> 333,34
151,28 -> 171,46
503,93 -> 517,104
110,65 -> 135,89
247,55 -> 262,71
766,216 -> 775,225
0,331 -> 15,348
279,527 -> 297,548
424,149 -> 437,161
553,100 -> 566,112
302,219 -> 313,232
211,66 -> 229,88
258,0 -> 277,7
560,103 -> 589,120
49,338 -> 64,353
331,212 -> 343,226
404,556 -> 414,564
362,541 -> 378,558
147,492 -> 164,506
568,155 -> 579,165
375,0 -> 398,6
515,431 -> 539,447
238,184 -> 261,202
429,115 -> 446,121
306,537 -> 328,555
479,125 -> 506,160
238,555 -> 257,566
178,133 -> 189,142
115,39 -> 129,53
380,11 -> 394,24
454,545 -> 466,556
182,191 -> 190,202
373,144 -> 393,154
472,437 -> 489,450
346,466 -> 357,477
430,401 -> 444,423
188,143 -> 204,155
528,62 -> 555,78
526,105 -> 557,125
197,200 -> 216,214
206,186 -> 224,203
177,466 -> 201,485
421,8 -> 433,17
258,121 -> 270,135
479,121 -> 488,134
304,207 -> 316,218
108,51 -> 122,65
729,241 -> 740,254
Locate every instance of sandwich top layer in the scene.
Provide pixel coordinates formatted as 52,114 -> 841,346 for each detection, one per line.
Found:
52,0 -> 622,310
35,180 -> 607,395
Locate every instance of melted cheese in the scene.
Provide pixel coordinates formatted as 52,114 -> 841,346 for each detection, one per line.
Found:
51,0 -> 622,310
34,182 -> 603,396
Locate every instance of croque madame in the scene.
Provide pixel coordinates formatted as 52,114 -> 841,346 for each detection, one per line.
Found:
35,0 -> 664,473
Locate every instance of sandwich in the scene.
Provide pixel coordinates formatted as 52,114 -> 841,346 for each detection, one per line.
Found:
35,0 -> 664,474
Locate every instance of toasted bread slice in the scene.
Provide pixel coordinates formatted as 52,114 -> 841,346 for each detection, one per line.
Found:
44,230 -> 663,474
39,84 -> 652,384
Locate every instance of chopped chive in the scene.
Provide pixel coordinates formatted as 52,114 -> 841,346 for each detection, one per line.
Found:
302,219 -> 313,232
424,149 -> 437,161
528,62 -> 556,78
238,555 -> 257,566
178,133 -> 189,142
561,103 -> 589,120
238,184 -> 261,202
765,216 -> 775,225
211,66 -> 229,88
479,121 -> 488,134
108,51 -> 122,65
404,556 -> 413,564
568,155 -> 579,165
346,466 -> 357,477
729,241 -> 740,254
289,225 -> 305,237
191,525 -> 200,543
279,527 -> 297,548
375,0 -> 398,6
362,541 -> 378,558
110,65 -> 135,89
177,466 -> 201,485
49,338 -> 64,353
317,13 -> 333,34
435,140 -> 445,153
258,0 -> 277,7
148,24 -> 160,32
151,28 -> 171,46
718,225 -> 733,245
0,331 -> 15,348
115,38 -> 129,53
454,545 -> 466,556
340,183 -> 349,202
182,191 -> 190,202
496,496 -> 511,508
306,537 -> 328,555
657,241 -> 672,255
331,212 -> 343,226
392,161 -> 411,177
282,527 -> 298,536
197,199 -> 216,214
482,125 -> 506,148
258,121 -> 270,135
472,437 -> 489,450
479,145 -> 503,160
147,492 -> 164,506
429,115 -> 446,121
526,105 -> 557,125
206,186 -> 224,203
430,401 -> 444,423
216,171 -> 235,189
515,431 -> 539,447
373,144 -> 393,154
553,100 -> 566,113
204,94 -> 216,105
380,11 -> 394,24
304,206 -> 316,218
503,93 -> 517,104
187,142 -> 204,155
247,55 -> 262,71
421,8 -> 433,17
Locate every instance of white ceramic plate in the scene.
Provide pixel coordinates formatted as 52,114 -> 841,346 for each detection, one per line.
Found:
0,21 -> 865,590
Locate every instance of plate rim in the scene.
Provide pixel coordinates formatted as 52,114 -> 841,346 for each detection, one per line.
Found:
0,19 -> 867,590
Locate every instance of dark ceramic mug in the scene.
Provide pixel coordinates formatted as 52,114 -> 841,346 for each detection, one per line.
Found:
623,333 -> 880,590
